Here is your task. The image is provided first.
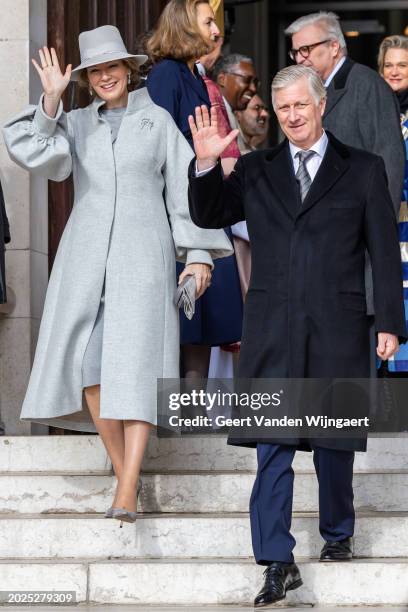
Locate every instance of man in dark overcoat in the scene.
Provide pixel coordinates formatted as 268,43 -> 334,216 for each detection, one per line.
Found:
0,180 -> 10,304
187,65 -> 407,606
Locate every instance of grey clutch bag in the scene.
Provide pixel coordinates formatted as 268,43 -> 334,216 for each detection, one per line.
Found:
174,274 -> 196,320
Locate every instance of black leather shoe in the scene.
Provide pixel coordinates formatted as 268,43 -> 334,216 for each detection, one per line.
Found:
254,562 -> 303,607
320,537 -> 353,561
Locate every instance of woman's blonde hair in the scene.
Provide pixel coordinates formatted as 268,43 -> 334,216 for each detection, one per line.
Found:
378,35 -> 408,75
77,58 -> 141,91
147,0 -> 212,63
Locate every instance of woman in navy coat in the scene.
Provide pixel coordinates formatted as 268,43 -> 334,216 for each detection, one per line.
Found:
147,0 -> 243,377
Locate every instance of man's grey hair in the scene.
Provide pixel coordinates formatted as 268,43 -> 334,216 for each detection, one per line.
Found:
211,53 -> 253,81
271,65 -> 327,110
285,11 -> 347,53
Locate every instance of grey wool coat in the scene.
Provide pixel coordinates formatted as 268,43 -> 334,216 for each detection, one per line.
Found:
2,88 -> 233,431
323,57 -> 405,315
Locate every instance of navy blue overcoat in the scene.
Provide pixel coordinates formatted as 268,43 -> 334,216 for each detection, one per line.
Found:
147,59 -> 243,345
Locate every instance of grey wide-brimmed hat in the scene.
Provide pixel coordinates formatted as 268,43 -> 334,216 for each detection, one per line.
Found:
71,25 -> 148,81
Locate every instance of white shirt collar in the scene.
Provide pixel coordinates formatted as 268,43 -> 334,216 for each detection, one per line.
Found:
222,96 -> 240,131
324,56 -> 346,88
196,61 -> 206,77
289,130 -> 328,162
223,96 -> 232,114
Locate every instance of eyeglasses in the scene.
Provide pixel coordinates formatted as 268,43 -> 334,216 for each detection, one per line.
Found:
226,71 -> 261,89
289,39 -> 330,61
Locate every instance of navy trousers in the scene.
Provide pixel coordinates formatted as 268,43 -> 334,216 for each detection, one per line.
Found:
250,443 -> 355,564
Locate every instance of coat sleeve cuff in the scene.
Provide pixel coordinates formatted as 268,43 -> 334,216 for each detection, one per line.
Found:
32,94 -> 64,138
375,327 -> 408,346
185,249 -> 214,269
195,160 -> 217,176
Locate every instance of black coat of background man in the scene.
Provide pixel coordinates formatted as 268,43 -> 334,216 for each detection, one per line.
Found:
0,180 -> 10,436
0,180 -> 10,304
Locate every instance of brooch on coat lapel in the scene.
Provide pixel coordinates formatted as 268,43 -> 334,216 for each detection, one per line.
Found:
140,118 -> 154,131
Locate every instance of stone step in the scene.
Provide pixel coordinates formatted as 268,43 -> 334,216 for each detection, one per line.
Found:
3,435 -> 408,473
0,436 -> 111,474
0,609 -> 405,612
0,608 -> 404,612
1,471 -> 407,514
1,558 -> 407,605
0,512 -> 406,559
144,435 -> 408,471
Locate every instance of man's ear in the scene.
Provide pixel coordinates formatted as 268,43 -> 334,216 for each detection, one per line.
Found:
320,96 -> 327,116
331,39 -> 341,58
217,71 -> 226,87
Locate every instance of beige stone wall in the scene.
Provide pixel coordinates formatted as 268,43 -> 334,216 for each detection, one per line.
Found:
0,0 -> 48,434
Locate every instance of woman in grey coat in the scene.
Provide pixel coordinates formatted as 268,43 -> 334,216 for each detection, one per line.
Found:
2,26 -> 232,523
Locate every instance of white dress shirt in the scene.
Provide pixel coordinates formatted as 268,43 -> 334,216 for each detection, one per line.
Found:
196,61 -> 206,77
223,95 -> 249,155
223,96 -> 239,131
289,130 -> 328,181
324,56 -> 346,88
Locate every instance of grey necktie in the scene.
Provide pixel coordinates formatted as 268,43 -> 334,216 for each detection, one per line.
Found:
295,150 -> 316,202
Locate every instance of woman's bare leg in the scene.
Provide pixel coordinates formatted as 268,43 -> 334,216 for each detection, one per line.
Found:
84,385 -> 125,502
114,420 -> 152,512
85,386 -> 152,511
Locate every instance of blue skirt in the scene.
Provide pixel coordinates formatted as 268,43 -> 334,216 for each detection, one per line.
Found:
178,228 -> 243,346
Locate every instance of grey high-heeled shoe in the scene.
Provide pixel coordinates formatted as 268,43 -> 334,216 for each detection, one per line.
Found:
105,477 -> 142,519
104,506 -> 114,518
111,507 -> 138,527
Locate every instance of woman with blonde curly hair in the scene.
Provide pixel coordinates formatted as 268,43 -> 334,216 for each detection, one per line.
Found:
378,35 -> 408,377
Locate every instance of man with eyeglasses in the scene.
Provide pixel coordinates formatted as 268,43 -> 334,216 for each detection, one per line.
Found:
285,11 -> 404,215
210,53 -> 259,327
235,93 -> 270,154
212,53 -> 259,132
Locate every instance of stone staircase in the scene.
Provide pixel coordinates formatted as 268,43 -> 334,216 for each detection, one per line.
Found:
1,435 -> 408,606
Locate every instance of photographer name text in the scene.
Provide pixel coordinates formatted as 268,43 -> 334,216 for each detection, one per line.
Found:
168,415 -> 370,429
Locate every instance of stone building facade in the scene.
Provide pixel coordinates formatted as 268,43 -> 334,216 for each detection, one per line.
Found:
0,0 -> 48,434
